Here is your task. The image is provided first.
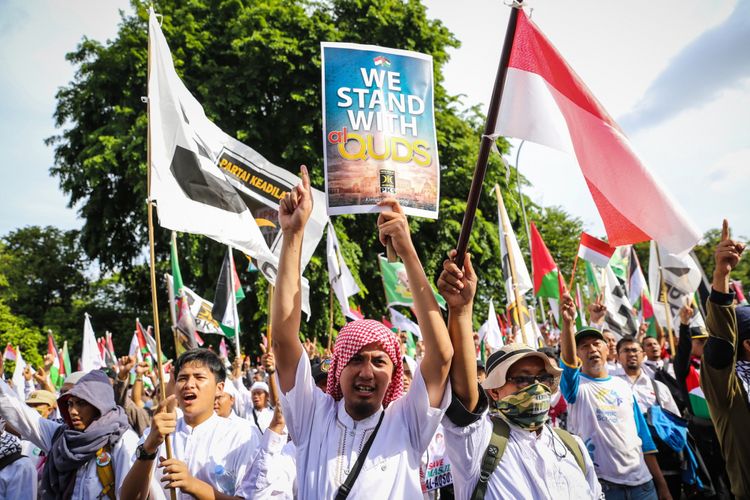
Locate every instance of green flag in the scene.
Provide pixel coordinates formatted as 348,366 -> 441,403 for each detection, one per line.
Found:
61,341 -> 72,379
378,255 -> 446,308
585,261 -> 601,296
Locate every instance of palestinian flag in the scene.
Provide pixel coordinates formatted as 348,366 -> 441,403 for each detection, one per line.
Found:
627,246 -> 649,306
47,333 -> 63,387
578,232 -> 616,268
640,292 -> 658,338
374,55 -> 391,67
212,248 -> 245,337
530,222 -> 560,300
171,232 -> 202,353
61,341 -> 72,377
3,343 -> 17,361
686,368 -> 710,419
584,260 -> 601,296
132,319 -> 153,365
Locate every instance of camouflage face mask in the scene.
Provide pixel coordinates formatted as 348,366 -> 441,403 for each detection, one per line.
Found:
494,382 -> 551,431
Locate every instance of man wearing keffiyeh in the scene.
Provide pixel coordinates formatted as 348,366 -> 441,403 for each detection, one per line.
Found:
271,165 -> 453,499
700,219 -> 750,499
0,418 -> 37,499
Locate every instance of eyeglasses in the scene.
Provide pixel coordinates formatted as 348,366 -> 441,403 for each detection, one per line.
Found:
619,347 -> 643,354
506,374 -> 555,387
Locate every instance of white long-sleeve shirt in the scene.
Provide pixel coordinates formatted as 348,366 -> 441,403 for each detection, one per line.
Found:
444,413 -> 601,500
144,412 -> 261,499
246,428 -> 297,499
0,379 -> 142,499
0,454 -> 37,499
230,378 -> 274,433
280,353 -> 450,499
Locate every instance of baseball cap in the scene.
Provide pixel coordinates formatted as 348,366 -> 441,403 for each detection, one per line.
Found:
481,343 -> 562,390
689,326 -> 708,340
26,390 -> 57,407
574,327 -> 606,345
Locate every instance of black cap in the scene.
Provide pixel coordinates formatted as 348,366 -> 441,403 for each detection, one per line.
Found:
574,327 -> 605,345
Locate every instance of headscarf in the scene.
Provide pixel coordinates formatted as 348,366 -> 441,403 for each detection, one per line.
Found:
326,319 -> 404,407
40,370 -> 129,500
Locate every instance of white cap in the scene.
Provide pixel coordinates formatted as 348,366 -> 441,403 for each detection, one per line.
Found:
250,381 -> 269,394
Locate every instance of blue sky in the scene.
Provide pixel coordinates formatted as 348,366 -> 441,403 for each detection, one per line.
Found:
1,0 -> 748,242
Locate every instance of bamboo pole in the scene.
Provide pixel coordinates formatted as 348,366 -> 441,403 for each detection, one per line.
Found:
327,287 -> 334,353
494,185 -> 528,346
146,13 -> 176,498
654,245 -> 676,356
266,283 -> 279,406
454,2 -> 523,266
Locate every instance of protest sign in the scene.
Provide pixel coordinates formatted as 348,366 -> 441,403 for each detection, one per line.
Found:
322,42 -> 440,218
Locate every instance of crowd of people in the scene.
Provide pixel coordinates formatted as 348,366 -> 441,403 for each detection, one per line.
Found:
0,168 -> 747,499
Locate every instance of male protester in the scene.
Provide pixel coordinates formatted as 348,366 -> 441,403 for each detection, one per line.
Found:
26,390 -> 58,419
113,356 -> 151,436
0,369 -> 142,499
642,337 -> 675,378
559,293 -> 672,500
603,330 -> 624,376
700,220 -> 750,498
0,419 -> 37,499
121,348 -> 260,499
437,250 -> 599,499
617,336 -> 682,498
272,166 -> 453,498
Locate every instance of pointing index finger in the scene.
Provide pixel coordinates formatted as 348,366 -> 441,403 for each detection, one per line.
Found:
721,219 -> 730,241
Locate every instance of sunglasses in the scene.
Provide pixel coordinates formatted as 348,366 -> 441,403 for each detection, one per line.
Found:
506,374 -> 555,387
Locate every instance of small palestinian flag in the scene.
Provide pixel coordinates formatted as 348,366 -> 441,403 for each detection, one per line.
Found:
374,55 -> 391,67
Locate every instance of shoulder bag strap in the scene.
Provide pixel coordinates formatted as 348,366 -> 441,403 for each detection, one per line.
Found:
469,416 -> 510,500
649,376 -> 663,407
0,451 -> 23,471
552,428 -> 586,474
335,411 -> 386,500
95,444 -> 116,500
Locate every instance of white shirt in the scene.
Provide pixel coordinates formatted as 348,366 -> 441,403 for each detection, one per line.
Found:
246,428 -> 297,499
0,454 -> 37,500
443,413 -> 600,500
560,364 -> 656,486
618,371 -> 680,415
231,378 -> 275,433
0,379 -> 142,499
606,360 -> 624,377
642,359 -> 676,379
421,423 -> 453,495
280,352 -> 450,499
145,412 -> 261,499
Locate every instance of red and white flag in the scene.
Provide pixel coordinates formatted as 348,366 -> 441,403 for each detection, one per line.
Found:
577,232 -> 616,268
3,343 -> 17,361
495,10 -> 700,254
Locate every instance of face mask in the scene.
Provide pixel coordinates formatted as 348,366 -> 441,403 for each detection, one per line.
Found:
494,383 -> 551,431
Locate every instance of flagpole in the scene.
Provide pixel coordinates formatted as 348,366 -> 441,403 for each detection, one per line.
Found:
327,287 -> 334,353
146,12 -> 176,494
228,246 -> 241,359
494,185 -> 528,346
454,1 -> 523,266
654,244 -> 676,356
165,267 -> 181,357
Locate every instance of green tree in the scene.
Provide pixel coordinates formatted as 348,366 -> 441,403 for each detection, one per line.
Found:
48,0 -> 584,350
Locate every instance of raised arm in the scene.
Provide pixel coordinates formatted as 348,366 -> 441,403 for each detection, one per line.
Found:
272,165 -> 313,393
437,250 -> 478,411
377,199 -> 453,407
559,292 -> 578,367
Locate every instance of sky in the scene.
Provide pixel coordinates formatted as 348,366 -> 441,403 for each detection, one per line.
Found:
0,0 -> 748,243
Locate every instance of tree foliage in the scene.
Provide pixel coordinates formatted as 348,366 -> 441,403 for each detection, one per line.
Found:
44,0 -> 587,355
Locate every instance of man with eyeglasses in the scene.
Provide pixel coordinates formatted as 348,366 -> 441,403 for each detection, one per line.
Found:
559,293 -> 672,500
437,253 -> 600,499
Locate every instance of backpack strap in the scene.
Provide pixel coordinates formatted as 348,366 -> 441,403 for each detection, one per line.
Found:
0,451 -> 23,471
552,428 -> 586,474
95,445 -> 116,500
469,416 -> 510,500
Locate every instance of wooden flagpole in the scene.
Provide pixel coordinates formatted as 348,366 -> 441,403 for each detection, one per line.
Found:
327,287 -> 334,353
654,244 -> 676,356
494,185 -> 528,346
266,283 -> 280,407
145,12 -> 176,498
454,2 -> 523,266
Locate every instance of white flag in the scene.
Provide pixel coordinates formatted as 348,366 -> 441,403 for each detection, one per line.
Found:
81,313 -> 104,372
389,308 -> 421,340
603,266 -> 638,338
327,223 -> 360,317
648,241 -> 703,328
148,9 -> 328,315
478,300 -> 504,351
11,348 -> 28,400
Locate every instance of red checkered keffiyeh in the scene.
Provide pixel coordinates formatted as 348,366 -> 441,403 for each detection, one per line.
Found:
326,319 -> 404,407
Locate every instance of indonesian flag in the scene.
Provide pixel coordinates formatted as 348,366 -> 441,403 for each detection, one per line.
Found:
3,343 -> 17,361
495,10 -> 700,254
577,232 -> 616,268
